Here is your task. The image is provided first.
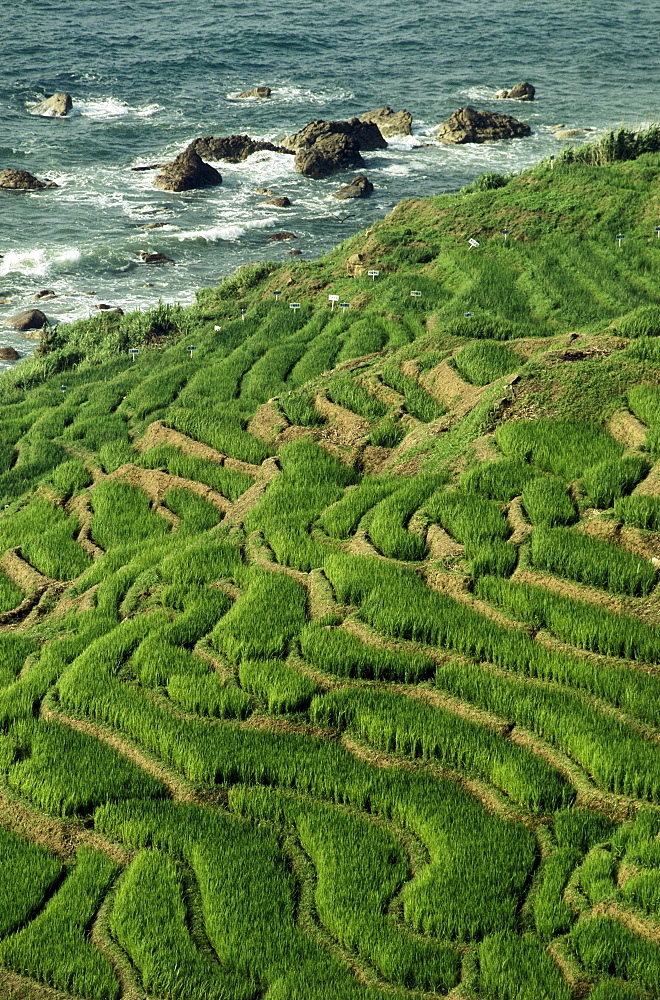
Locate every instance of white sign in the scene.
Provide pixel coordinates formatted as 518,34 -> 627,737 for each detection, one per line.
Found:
290,303 -> 301,310
463,312 -> 474,318
410,290 -> 422,298
340,302 -> 350,309
368,269 -> 380,280
328,294 -> 339,310
468,238 -> 480,248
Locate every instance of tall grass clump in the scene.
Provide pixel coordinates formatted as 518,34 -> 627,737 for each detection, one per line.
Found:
582,456 -> 648,508
425,490 -> 509,544
380,363 -> 445,421
521,476 -> 577,526
300,622 -> 434,682
0,572 -> 24,615
163,487 -> 222,535
531,526 -> 657,596
90,480 -> 170,550
614,304 -> 660,338
51,458 -> 93,499
0,828 -> 63,938
495,419 -> 622,480
369,475 -> 445,560
139,443 -> 252,500
111,849 -> 254,1000
167,674 -> 252,719
211,570 -> 307,661
453,341 -> 520,385
460,459 -> 541,501
0,847 -> 120,1000
478,932 -> 572,1000
238,658 -> 319,713
159,538 -> 243,586
615,494 -> 660,530
567,916 -> 660,993
325,373 -> 387,421
627,385 -> 660,429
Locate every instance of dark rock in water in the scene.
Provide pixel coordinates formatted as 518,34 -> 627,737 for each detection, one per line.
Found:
0,347 -> 21,360
359,106 -> 413,137
138,251 -> 174,264
236,86 -> 271,98
95,304 -> 124,314
282,118 -> 387,152
8,308 -> 48,331
268,232 -> 297,242
287,249 -> 302,255
142,222 -> 168,229
33,290 -> 56,300
187,134 -> 290,163
255,187 -> 275,195
333,174 -> 373,200
435,107 -> 531,144
265,196 -> 292,207
295,134 -> 365,178
0,169 -> 58,190
494,82 -> 535,101
32,92 -> 73,116
153,150 -> 222,192
131,163 -> 162,171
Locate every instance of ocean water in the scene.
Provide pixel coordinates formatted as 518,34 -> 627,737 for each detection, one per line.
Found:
1,0 -> 658,367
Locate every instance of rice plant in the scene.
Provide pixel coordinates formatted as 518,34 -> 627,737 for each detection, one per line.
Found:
319,479 -> 400,538
495,419 -> 622,481
567,917 -> 660,993
615,493 -> 660,529
369,475 -> 445,560
478,932 -> 572,1000
582,455 -> 648,508
163,486 -> 222,535
460,459 -> 541,501
0,569 -> 23,614
380,363 -> 445,421
453,341 -> 520,385
90,480 -> 170,550
326,372 -> 388,421
531,526 -> 657,596
167,674 -> 253,718
0,847 -> 120,1000
425,490 -> 510,544
238,658 -> 319,712
300,622 -> 434,683
0,828 -> 62,938
521,476 -> 577,526
211,569 -> 308,661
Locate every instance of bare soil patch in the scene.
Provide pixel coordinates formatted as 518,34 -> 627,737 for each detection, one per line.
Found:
248,399 -> 288,446
107,464 -> 231,513
421,359 -> 484,417
607,409 -> 648,449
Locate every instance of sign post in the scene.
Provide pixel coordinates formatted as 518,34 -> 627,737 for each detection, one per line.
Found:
289,302 -> 301,313
655,227 -> 660,239
187,345 -> 197,359
463,312 -> 474,318
468,238 -> 480,249
410,290 -> 422,303
129,348 -> 140,363
241,308 -> 247,321
616,233 -> 624,248
340,302 -> 350,311
274,290 -> 282,301
502,229 -> 510,242
367,269 -> 380,281
328,294 -> 340,311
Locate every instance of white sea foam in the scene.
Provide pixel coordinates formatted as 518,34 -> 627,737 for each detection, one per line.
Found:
0,248 -> 81,278
164,216 -> 279,242
226,85 -> 355,105
73,98 -> 162,119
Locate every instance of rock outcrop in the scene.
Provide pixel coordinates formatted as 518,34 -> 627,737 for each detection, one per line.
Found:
333,174 -> 373,200
187,134 -> 290,163
0,347 -> 21,360
282,118 -> 387,153
359,106 -> 413,137
435,107 -> 531,144
138,251 -> 174,264
267,232 -> 297,242
494,82 -> 535,101
236,86 -> 271,98
0,169 -> 58,190
7,309 -> 47,331
265,196 -> 292,207
153,150 -> 222,191
32,92 -> 73,116
295,135 -> 365,179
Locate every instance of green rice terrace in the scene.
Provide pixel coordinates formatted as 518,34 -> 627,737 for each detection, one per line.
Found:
2,130 -> 660,1000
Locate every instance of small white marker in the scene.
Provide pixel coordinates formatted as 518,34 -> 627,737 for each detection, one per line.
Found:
410,290 -> 422,299
468,238 -> 480,249
290,302 -> 301,311
340,302 -> 350,310
328,294 -> 340,310
368,269 -> 380,280
129,348 -> 140,362
616,233 -> 624,247
187,345 -> 197,358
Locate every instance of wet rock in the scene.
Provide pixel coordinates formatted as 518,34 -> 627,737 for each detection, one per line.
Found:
494,82 -> 535,101
95,304 -> 124,314
0,169 -> 58,190
138,251 -> 174,264
265,196 -> 292,207
287,249 -> 302,255
7,309 -> 48,331
282,118 -> 387,152
153,149 -> 222,192
268,232 -> 297,241
131,163 -> 162,171
187,134 -> 290,163
256,187 -> 275,195
333,174 -> 373,200
359,106 -> 413,137
0,347 -> 21,360
142,222 -> 168,229
236,86 -> 271,98
32,92 -> 73,116
33,290 -> 56,300
554,128 -> 587,139
294,134 -> 365,178
435,107 -> 531,144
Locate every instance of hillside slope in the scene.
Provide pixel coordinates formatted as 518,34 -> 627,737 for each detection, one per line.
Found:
1,134 -> 660,1000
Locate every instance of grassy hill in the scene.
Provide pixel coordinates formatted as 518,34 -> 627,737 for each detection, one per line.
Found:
1,130 -> 660,1000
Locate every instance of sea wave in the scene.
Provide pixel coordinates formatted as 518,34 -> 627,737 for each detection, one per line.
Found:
0,248 -> 82,278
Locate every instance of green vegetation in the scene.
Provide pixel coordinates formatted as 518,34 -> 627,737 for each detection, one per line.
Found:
2,130 -> 660,999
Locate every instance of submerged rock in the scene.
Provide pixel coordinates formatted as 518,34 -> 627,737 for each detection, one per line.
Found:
33,290 -> 56,300
268,232 -> 297,241
265,196 -> 292,207
333,174 -> 374,199
187,134 -> 290,163
8,309 -> 48,331
0,169 -> 58,190
359,106 -> 413,137
494,82 -> 535,101
0,347 -> 21,360
138,251 -> 174,264
32,92 -> 73,116
435,107 -> 531,144
153,150 -> 222,192
236,86 -> 271,98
